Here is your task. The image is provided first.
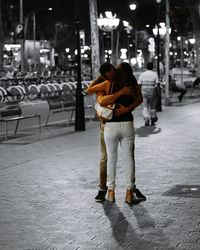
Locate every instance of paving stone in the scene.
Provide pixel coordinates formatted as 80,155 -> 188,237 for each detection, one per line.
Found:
0,102 -> 200,249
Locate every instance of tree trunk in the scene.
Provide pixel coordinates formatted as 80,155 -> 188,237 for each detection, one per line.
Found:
89,0 -> 100,79
0,0 -> 4,70
185,0 -> 200,77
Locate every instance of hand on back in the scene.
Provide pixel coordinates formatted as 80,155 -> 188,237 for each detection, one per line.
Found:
121,85 -> 135,96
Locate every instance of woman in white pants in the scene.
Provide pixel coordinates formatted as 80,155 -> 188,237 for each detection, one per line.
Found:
86,62 -> 143,203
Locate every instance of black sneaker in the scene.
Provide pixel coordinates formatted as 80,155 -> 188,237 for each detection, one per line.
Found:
178,95 -> 183,103
95,190 -> 107,202
133,189 -> 146,201
151,117 -> 158,126
145,119 -> 150,126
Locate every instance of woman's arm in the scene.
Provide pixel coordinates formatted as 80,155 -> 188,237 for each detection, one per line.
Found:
96,85 -> 135,106
86,81 -> 107,95
87,75 -> 104,88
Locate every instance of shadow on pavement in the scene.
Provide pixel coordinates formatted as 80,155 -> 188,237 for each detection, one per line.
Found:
130,203 -> 156,229
102,201 -> 131,247
102,201 -> 155,248
0,133 -> 34,145
129,204 -> 176,249
135,125 -> 161,137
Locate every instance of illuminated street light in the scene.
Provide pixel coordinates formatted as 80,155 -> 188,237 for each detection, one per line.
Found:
154,0 -> 171,108
97,11 -> 120,63
123,20 -> 133,62
189,38 -> 195,44
153,22 -> 171,37
129,2 -> 137,67
188,38 -> 196,68
65,48 -> 70,53
97,12 -> 119,32
129,2 -> 137,10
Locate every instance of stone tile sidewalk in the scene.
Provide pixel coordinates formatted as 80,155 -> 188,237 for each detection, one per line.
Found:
0,101 -> 200,250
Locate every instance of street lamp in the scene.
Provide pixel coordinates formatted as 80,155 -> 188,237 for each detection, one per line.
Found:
129,2 -> 137,11
153,22 -> 170,65
19,0 -> 24,71
154,0 -> 171,109
154,0 -> 162,111
97,11 -> 119,64
123,21 -> 133,62
188,38 -> 196,68
153,21 -> 171,111
155,0 -> 171,106
129,2 -> 137,68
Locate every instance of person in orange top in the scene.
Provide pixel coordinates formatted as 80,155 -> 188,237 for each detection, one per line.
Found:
86,62 -> 146,204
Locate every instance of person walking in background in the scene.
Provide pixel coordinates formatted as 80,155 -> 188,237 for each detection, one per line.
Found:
138,62 -> 159,126
86,62 -> 146,204
169,75 -> 187,102
169,67 -> 187,103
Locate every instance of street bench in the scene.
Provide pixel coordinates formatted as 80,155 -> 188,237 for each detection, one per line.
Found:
0,101 -> 41,141
45,94 -> 94,126
45,95 -> 76,126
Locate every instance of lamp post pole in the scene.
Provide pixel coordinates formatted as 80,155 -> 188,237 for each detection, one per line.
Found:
129,3 -> 137,67
156,28 -> 160,78
164,0 -> 171,106
33,12 -> 36,71
75,0 -> 85,131
123,21 -> 132,63
156,27 -> 162,111
155,0 -> 162,111
19,0 -> 24,71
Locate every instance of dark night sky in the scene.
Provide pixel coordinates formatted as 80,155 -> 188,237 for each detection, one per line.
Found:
4,0 -> 188,44
9,0 -> 167,30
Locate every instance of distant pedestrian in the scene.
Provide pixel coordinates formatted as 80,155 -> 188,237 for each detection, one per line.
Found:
169,75 -> 187,103
193,77 -> 200,88
138,62 -> 159,126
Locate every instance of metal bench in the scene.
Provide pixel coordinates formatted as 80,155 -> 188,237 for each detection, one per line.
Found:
0,101 -> 41,141
45,95 -> 75,126
45,94 -> 94,126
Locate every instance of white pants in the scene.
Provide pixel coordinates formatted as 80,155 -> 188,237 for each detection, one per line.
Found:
104,121 -> 135,190
142,88 -> 157,120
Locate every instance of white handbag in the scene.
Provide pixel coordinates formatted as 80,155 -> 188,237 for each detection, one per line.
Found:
95,102 -> 116,121
95,81 -> 115,121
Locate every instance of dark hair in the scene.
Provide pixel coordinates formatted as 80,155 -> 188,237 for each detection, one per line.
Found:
99,62 -> 115,76
147,62 -> 153,70
114,62 -> 137,90
113,62 -> 137,107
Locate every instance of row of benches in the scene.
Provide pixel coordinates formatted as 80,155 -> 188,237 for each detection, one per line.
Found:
0,95 -> 94,141
0,102 -> 41,141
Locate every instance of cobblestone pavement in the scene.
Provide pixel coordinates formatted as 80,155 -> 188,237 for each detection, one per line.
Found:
0,101 -> 200,250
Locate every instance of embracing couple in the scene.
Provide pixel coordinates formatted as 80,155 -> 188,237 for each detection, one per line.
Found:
86,62 -> 146,204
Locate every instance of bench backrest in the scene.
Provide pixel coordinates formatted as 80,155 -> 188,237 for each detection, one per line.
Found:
47,95 -> 75,110
0,102 -> 22,117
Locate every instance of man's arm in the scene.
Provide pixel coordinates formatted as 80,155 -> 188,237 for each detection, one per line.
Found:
114,85 -> 143,117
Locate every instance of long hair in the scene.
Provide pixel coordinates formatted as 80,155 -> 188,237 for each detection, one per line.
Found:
113,62 -> 137,92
